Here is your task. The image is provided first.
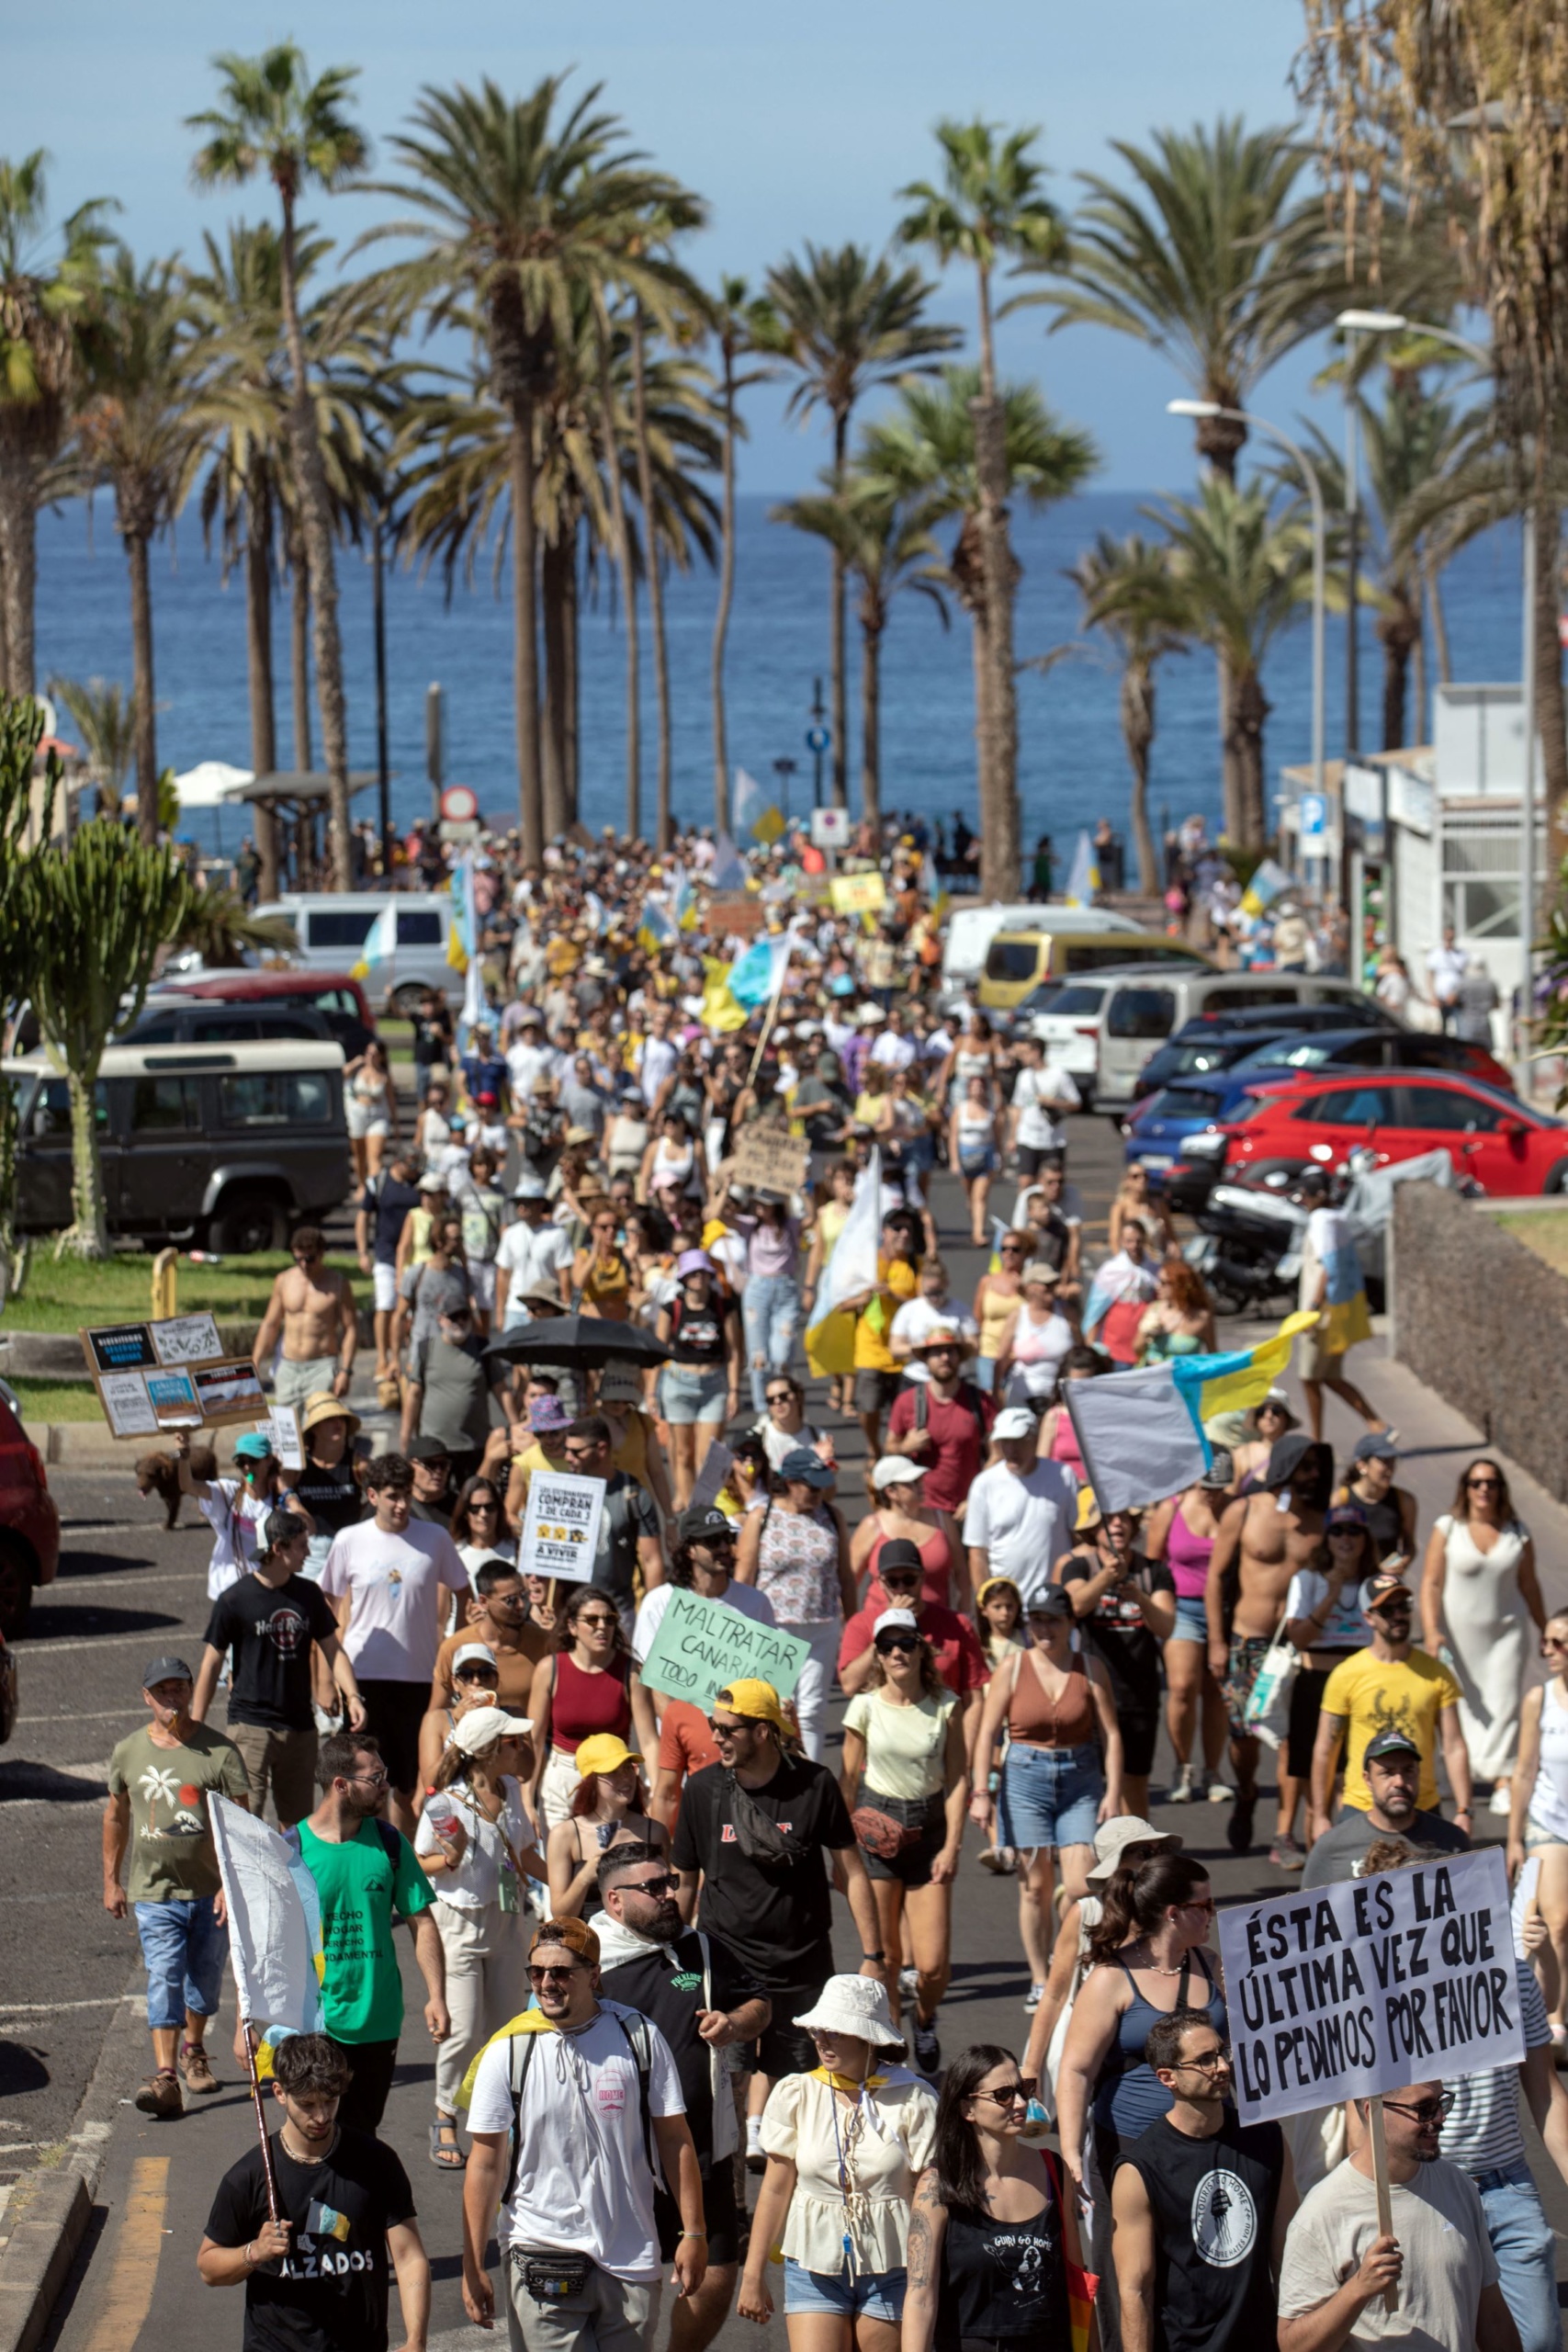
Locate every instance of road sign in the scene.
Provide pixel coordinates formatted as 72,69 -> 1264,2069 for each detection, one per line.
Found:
810,808 -> 851,847
806,725 -> 830,754
438,820 -> 479,843
441,783 -> 479,822
1298,791 -> 1329,845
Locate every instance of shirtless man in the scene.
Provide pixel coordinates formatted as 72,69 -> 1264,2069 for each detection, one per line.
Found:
252,1227 -> 357,1409
1206,1431 -> 1332,1860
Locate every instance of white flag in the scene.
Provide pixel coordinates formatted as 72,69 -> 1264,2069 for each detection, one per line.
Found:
709,831 -> 747,890
806,1148 -> 884,1348
1064,1360 -> 1208,1514
209,1794 -> 324,2033
1063,830 -> 1100,907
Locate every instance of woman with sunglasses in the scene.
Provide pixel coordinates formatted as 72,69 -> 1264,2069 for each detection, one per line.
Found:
1107,1163 -> 1176,1259
415,1705 -> 545,2172
1421,1457 -> 1543,1817
416,1641 -> 504,1795
840,1611 -> 967,2075
752,1374 -> 833,1475
572,1202 -> 633,1321
547,1732 -> 670,1918
1510,1609 -> 1568,2050
991,1261 -> 1076,1408
971,1230 -> 1028,1397
902,2044 -> 1082,2352
1231,1388 -> 1297,1490
448,1477 -> 517,1590
526,1584 -> 657,1830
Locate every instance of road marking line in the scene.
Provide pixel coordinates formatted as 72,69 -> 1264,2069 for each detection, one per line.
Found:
81,2154 -> 168,2352
21,1632 -> 190,1657
0,1996 -> 131,2016
17,1708 -> 150,1724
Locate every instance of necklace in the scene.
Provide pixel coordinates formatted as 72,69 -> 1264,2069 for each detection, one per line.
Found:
280,2122 -> 337,2166
1132,1939 -> 1185,1978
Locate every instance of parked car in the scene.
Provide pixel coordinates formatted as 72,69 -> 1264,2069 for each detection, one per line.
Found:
126,999 -> 336,1049
940,901 -> 1145,1004
977,927 -> 1193,1014
7,1040 -> 353,1254
0,1376 -> 61,1638
254,892 -> 452,1015
138,969 -> 377,1057
1216,1069 -> 1568,1196
1130,1000 -> 1404,1102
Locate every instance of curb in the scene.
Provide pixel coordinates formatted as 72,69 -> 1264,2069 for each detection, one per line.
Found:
0,1973 -> 144,2352
31,1400 -> 399,1468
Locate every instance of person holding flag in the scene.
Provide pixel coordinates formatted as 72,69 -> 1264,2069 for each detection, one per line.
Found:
1296,1166 -> 1390,1446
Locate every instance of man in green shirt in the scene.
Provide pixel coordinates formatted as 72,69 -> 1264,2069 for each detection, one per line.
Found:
104,1654 -> 253,2120
294,1728 -> 449,2133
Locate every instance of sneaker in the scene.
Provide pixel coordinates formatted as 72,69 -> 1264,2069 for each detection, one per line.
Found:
746,2115 -> 765,2176
1169,1767 -> 1195,1805
1022,1983 -> 1045,2014
1269,1835 -> 1305,1871
1227,1792 -> 1256,1855
1488,1786 -> 1513,1816
134,2069 -> 183,2120
899,1963 -> 919,2007
1206,1777 -> 1232,1804
178,2041 -> 219,2095
912,2018 -> 942,2075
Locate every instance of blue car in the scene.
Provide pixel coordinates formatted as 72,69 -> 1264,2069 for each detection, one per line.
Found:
1122,1073 -> 1271,1181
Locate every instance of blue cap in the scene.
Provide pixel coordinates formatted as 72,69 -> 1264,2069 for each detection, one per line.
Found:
778,1446 -> 834,1489
233,1431 -> 274,1462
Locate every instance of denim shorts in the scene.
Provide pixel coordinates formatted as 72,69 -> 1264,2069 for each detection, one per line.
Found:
1170,1595 -> 1209,1645
133,1894 -> 228,2029
660,1362 -> 728,1426
783,2259 -> 907,2321
998,1739 -> 1103,1850
1526,1817 -> 1568,1849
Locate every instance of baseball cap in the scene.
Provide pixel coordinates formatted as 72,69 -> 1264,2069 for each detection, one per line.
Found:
141,1654 -> 194,1689
1364,1572 -> 1413,1614
1352,1432 -> 1399,1463
993,1407 -> 1036,1441
513,1172 -> 551,1200
675,1505 -> 735,1547
233,1431 -> 274,1462
1364,1725 -> 1422,1763
875,1538 -> 925,1583
530,1915 -> 600,1964
778,1446 -> 833,1488
1026,1587 -> 1075,1623
1325,1501 -> 1371,1533
451,1705 -> 534,1755
406,1435 -> 451,1464
451,1643 -> 500,1676
871,1456 -> 924,1491
873,1607 -> 921,1644
575,1733 -> 639,1779
715,1679 -> 787,1731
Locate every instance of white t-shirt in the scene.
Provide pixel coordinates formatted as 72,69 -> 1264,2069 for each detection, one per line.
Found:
870,1031 -> 918,1071
1427,944 -> 1468,1006
200,1481 -> 274,1600
1278,2156 -> 1497,2350
888,1296 -> 980,1383
636,1035 -> 678,1108
632,1577 -> 776,1668
458,1535 -> 518,1592
495,1219 -> 573,1316
1283,1566 -> 1370,1652
413,1776 -> 531,1909
961,1459 -> 1078,1606
320,1518 -> 468,1682
505,1040 -> 555,1102
1012,1065 -> 1080,1150
467,2002 -> 685,2279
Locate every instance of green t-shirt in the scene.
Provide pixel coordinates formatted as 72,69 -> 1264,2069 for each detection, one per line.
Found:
107,1721 -> 251,1903
297,1818 -> 434,2045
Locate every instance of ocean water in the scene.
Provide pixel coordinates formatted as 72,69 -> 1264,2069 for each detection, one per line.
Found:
32,487 -> 1532,860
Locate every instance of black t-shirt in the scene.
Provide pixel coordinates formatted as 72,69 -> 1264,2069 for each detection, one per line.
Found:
204,2127 -> 415,2352
411,1011 -> 451,1069
672,1753 -> 854,1985
289,1463 -> 364,1539
203,1574 -> 340,1733
1116,2110 -> 1282,2352
1060,1550 -> 1175,1719
598,1928 -> 760,2169
361,1175 -> 421,1267
668,1296 -> 728,1367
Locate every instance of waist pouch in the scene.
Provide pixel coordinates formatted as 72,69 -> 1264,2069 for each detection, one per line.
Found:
513,2250 -> 592,2302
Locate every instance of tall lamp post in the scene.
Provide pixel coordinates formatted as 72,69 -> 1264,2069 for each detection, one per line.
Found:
1167,398 -> 1327,833
1333,310 -> 1534,1085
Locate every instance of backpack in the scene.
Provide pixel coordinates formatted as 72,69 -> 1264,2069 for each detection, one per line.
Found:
502,2007 -> 658,2203
913,1377 -> 988,1447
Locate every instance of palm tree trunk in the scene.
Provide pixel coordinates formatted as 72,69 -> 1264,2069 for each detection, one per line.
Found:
596,304 -> 640,840
563,521 -> 580,824
276,187 -> 353,893
631,310 -> 673,854
1380,616 -> 1417,753
1424,550 -> 1452,685
711,356 -> 737,835
244,467 -> 278,899
969,596 -> 994,873
829,409 -> 849,811
0,458 -> 38,695
1531,502 -> 1568,890
288,524 -> 311,771
125,527 -> 159,846
860,610 -> 883,831
541,527 -> 570,843
972,264 -> 1021,898
1122,660 -> 1159,894
1230,663 -> 1270,849
1413,611 -> 1428,750
506,398 -> 545,867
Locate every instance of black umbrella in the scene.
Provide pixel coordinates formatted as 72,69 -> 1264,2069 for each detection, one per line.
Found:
484,1313 -> 671,1368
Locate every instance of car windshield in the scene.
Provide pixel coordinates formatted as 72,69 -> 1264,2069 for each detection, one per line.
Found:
1231,1037 -> 1336,1072
1145,1087 -> 1225,1121
1041,985 -> 1106,1020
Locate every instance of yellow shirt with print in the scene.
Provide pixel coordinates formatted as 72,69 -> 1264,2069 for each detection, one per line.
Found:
853,1256 -> 919,1373
1319,1646 -> 1462,1814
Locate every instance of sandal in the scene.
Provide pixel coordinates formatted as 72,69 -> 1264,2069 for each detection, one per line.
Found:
429,2119 -> 466,2171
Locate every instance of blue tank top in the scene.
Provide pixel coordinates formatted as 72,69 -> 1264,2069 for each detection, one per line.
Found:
1091,1950 -> 1227,2143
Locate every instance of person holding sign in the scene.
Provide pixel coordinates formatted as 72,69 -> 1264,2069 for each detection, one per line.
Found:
633,1508 -> 776,1700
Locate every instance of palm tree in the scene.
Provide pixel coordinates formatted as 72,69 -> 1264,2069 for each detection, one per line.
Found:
1064,534 -> 1189,892
772,475 -> 947,828
359,74 -> 694,865
1154,476 -> 1314,847
46,673 -> 135,817
188,44 -> 368,890
72,248 -> 203,842
897,119 -> 1066,894
765,243 -> 958,808
709,276 -> 779,834
0,151 -> 113,695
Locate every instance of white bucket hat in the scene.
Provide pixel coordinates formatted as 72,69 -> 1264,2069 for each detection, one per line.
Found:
1086,1814 -> 1178,1883
449,1705 -> 534,1756
792,1972 -> 905,2048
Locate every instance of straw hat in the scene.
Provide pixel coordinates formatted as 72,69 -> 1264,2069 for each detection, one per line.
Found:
299,1389 -> 362,1438
792,1973 -> 904,2049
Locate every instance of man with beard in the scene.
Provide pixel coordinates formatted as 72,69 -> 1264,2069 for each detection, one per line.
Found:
595,1845 -> 771,2352
1309,1575 -> 1472,1850
1206,1433 -> 1334,1857
1302,1727 -> 1472,1885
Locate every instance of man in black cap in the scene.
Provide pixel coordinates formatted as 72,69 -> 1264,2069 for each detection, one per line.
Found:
404,1434 -> 457,1527
1302,1725 -> 1472,1885
632,1506 -> 776,1698
104,1655 -> 253,2118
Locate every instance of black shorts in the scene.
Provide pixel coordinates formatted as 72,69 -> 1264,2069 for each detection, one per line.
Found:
357,1679 -> 430,1797
752,1973 -> 831,2080
1016,1145 -> 1065,1179
852,1369 -> 903,1417
1286,1661 -> 1353,1781
858,1788 -> 947,1887
656,2162 -> 740,2267
1118,1707 -> 1160,1781
329,2036 -> 399,2133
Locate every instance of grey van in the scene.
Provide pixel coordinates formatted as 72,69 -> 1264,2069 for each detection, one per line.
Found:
6,1041 -> 352,1253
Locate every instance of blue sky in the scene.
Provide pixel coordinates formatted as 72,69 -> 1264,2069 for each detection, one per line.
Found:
6,0 -> 1325,492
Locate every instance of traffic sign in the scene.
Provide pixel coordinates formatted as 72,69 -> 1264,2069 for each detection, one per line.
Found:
441,783 -> 479,822
805,725 -> 830,754
810,808 -> 851,847
1298,790 -> 1329,845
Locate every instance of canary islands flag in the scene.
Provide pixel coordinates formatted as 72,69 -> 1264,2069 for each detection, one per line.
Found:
349,901 -> 397,982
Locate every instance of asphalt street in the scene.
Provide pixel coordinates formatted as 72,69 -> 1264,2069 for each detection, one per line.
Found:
6,1114 -> 1568,2351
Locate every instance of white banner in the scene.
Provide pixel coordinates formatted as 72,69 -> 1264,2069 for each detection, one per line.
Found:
1064,1360 -> 1208,1514
1218,1847 -> 1522,2123
519,1468 -> 606,1586
209,1794 -> 323,2034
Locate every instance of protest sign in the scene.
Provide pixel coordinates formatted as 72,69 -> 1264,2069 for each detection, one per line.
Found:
96,1369 -> 160,1440
209,1794 -> 323,2036
149,1312 -> 224,1365
520,1469 -> 605,1586
829,871 -> 886,917
191,1360 -> 268,1423
687,1441 -> 735,1515
638,1588 -> 808,1712
1217,1846 -> 1521,2126
83,1316 -> 257,1435
730,1127 -> 809,1195
82,1323 -> 156,1374
257,1406 -> 304,1471
146,1367 -> 202,1428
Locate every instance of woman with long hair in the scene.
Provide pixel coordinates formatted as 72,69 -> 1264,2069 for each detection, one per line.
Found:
344,1035 -> 399,1182
752,1372 -> 834,1475
1145,1453 -> 1233,1807
525,1584 -> 657,1831
1277,1501 -> 1381,1868
448,1476 -> 517,1589
992,1263 -> 1076,1408
1135,1258 -> 1215,1361
1508,1605 -> 1568,2048
935,1009 -> 1003,1113
655,1250 -> 743,1508
1107,1163 -> 1176,1258
414,1705 -> 543,2170
969,1588 -> 1122,2013
573,1202 -> 633,1321
546,1732 -> 670,1917
840,1616 -> 967,2074
851,1459 -> 963,1614
971,1231 -> 1027,1397
901,2044 -> 1082,2352
1422,1455 -> 1544,1813
735,1449 -> 856,1762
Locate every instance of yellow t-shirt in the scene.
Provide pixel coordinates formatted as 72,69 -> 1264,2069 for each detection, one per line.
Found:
1319,1647 -> 1462,1814
853,1256 -> 919,1373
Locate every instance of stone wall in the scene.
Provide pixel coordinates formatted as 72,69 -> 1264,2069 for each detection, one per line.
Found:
1393,1182 -> 1568,1500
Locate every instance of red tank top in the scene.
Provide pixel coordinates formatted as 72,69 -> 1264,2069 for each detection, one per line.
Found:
551,1650 -> 632,1753
864,1522 -> 956,1612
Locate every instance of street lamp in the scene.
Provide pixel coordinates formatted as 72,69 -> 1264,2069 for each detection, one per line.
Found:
1168,398 -> 1326,824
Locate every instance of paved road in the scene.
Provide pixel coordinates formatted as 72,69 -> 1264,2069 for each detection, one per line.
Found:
8,1115 -> 1568,2348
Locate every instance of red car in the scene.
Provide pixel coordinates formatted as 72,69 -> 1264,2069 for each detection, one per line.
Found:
0,1382 -> 61,1637
1219,1070 -> 1568,1197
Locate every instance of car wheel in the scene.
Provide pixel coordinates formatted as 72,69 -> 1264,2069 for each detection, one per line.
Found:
389,983 -> 425,1020
1544,1159 -> 1568,1195
213,1190 -> 289,1254
0,1544 -> 33,1640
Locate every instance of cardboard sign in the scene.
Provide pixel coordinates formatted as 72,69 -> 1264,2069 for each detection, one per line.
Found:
97,1368 -> 161,1440
83,1314 -> 248,1437
638,1588 -> 808,1712
191,1360 -> 269,1424
83,1323 -> 157,1374
149,1313 -> 224,1365
1217,1847 -> 1522,2124
730,1127 -> 810,1196
520,1469 -> 606,1586
829,871 -> 886,917
257,1406 -> 305,1471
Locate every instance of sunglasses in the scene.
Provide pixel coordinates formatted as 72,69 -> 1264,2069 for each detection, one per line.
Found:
576,1611 -> 617,1630
875,1634 -> 920,1655
1467,1476 -> 1500,1489
563,1448 -> 598,1464
469,1498 -> 500,1512
1383,2093 -> 1454,2123
456,1666 -> 500,1682
1545,1637 -> 1568,1652
623,1871 -> 679,1896
346,1768 -> 389,1789
528,1963 -> 583,1985
766,1392 -> 794,1406
1327,1527 -> 1362,1542
976,2079 -> 1036,2107
706,1717 -> 748,1737
1179,1896 -> 1216,1916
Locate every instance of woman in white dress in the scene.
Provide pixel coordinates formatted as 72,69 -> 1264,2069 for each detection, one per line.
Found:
1421,1455 -> 1545,1807
1506,1606 -> 1568,2048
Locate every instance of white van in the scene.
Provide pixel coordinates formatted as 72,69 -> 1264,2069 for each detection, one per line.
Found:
255,893 -> 454,1015
1029,966 -> 1384,1109
940,902 -> 1145,1003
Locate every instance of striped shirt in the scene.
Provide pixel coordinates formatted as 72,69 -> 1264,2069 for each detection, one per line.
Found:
1439,1960 -> 1549,2177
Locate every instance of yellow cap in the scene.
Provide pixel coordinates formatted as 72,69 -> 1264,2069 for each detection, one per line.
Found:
575,1734 -> 639,1780
716,1678 -> 787,1730
1075,1487 -> 1103,1532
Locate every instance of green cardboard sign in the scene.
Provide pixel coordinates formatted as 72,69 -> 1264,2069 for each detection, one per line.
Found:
638,1589 -> 808,1712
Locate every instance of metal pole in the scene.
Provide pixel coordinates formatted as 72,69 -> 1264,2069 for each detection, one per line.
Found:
1518,504 -> 1537,1090
1345,331 -> 1360,758
811,676 -> 825,810
372,523 -> 391,882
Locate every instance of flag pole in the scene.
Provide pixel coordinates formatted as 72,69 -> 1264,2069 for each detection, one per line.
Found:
243,2021 -> 283,2228
746,943 -> 792,1085
1367,2096 -> 1399,2313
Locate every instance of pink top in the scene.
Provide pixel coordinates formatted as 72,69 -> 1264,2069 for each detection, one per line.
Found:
1049,1412 -> 1086,1481
1164,1495 -> 1214,1600
863,1522 -> 956,1613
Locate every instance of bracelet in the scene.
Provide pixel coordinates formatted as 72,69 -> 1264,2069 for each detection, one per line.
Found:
862,1950 -> 886,1962
680,2229 -> 707,2240
243,2241 -> 258,2269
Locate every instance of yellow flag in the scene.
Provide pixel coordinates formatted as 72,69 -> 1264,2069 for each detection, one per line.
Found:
1196,1309 -> 1321,1422
700,956 -> 748,1034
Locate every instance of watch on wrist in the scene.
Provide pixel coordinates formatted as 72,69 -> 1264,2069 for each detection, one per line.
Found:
862,1950 -> 886,1962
